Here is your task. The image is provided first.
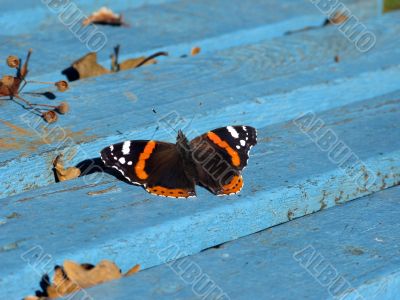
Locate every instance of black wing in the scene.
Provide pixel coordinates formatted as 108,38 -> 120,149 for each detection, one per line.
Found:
100,140 -> 196,198
189,125 -> 257,195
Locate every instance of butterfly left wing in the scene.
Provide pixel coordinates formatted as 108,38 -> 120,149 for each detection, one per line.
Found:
100,140 -> 196,198
101,140 -> 160,185
190,125 -> 257,196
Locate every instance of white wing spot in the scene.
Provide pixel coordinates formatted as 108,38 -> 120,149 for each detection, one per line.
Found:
113,156 -> 118,160
127,161 -> 133,165
122,141 -> 131,155
119,157 -> 126,164
236,145 -> 241,149
110,145 -> 114,151
242,126 -> 247,131
227,126 -> 239,139
240,140 -> 246,146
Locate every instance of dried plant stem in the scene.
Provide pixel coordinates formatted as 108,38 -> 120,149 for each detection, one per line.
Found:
13,95 -> 42,115
136,51 -> 168,68
25,80 -> 56,85
19,48 -> 32,79
29,103 -> 57,108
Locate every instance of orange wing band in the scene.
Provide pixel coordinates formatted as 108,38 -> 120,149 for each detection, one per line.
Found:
207,132 -> 240,166
219,175 -> 243,195
146,186 -> 195,198
134,141 -> 156,180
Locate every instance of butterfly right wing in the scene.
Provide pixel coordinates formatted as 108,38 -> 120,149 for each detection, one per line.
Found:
189,125 -> 257,196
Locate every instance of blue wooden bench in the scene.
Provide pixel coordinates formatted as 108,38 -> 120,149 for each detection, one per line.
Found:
1,0 -> 399,298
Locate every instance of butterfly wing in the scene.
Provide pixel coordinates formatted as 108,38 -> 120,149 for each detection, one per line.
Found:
190,126 -> 257,195
101,140 -> 196,198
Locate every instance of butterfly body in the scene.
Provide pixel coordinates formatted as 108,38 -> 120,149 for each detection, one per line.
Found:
101,126 -> 257,198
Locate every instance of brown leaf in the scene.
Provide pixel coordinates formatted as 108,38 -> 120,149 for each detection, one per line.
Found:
119,56 -> 157,70
72,52 -> 111,79
24,260 -> 140,299
83,7 -> 127,27
53,154 -> 81,181
47,266 -> 80,298
64,260 -> 122,287
124,264 -> 141,277
119,51 -> 168,71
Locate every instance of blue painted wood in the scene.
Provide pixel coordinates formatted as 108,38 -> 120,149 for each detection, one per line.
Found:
0,1 -> 399,298
0,0 -> 376,82
0,0 -> 179,36
1,91 -> 399,298
1,11 -> 399,198
65,186 -> 400,300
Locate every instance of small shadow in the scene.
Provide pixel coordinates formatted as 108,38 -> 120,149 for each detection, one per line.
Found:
200,241 -> 226,252
61,66 -> 80,82
75,157 -> 132,185
25,91 -> 56,100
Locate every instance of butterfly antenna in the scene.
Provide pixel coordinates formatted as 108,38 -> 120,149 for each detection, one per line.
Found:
150,125 -> 160,140
183,101 -> 202,136
185,114 -> 195,132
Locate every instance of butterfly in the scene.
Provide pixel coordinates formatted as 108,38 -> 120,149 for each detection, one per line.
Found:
100,126 -> 257,198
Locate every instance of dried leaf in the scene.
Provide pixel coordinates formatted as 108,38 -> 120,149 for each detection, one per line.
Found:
119,51 -> 167,71
83,7 -> 127,27
65,47 -> 167,80
53,154 -> 81,181
124,264 -> 141,277
71,52 -> 111,79
119,56 -> 156,70
24,260 -> 140,299
47,266 -> 80,298
64,260 -> 122,287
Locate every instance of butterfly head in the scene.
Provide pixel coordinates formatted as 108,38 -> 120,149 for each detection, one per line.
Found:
176,130 -> 191,156
176,129 -> 189,146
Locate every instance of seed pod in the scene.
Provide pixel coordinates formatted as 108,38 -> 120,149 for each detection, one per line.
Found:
55,80 -> 69,92
42,110 -> 58,123
7,55 -> 19,68
56,102 -> 69,114
1,75 -> 15,87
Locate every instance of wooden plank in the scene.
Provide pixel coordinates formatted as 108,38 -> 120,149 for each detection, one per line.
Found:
0,0 -> 179,35
0,0 -> 376,82
1,11 -> 399,198
66,185 -> 400,300
1,90 -> 399,298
